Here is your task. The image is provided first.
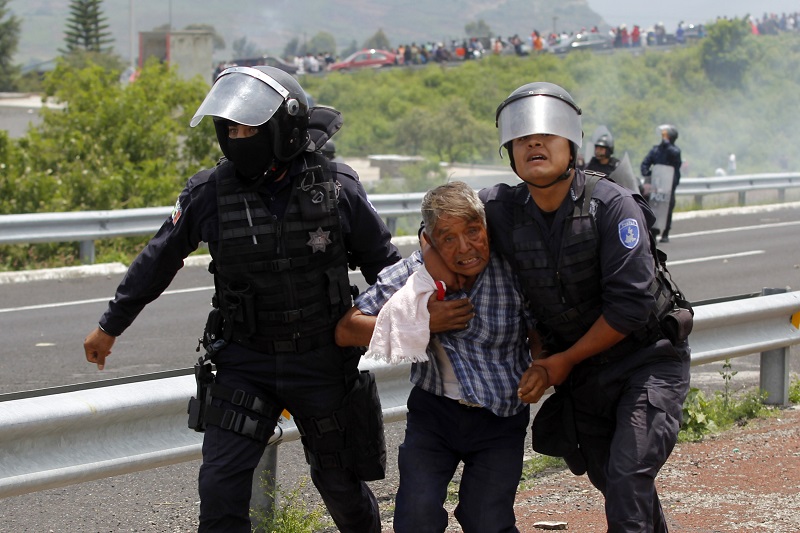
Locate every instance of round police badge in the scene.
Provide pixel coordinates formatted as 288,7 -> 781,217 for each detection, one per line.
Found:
618,218 -> 640,249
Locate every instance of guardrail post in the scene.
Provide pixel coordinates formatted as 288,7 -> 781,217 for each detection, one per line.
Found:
79,240 -> 95,265
385,216 -> 397,234
737,190 -> 746,206
778,188 -> 786,203
693,194 -> 704,208
250,443 -> 278,530
759,287 -> 790,406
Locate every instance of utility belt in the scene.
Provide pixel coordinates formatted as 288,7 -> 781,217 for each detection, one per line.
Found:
233,328 -> 335,354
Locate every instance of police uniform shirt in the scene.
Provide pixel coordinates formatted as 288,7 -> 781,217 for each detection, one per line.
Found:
479,170 -> 658,337
99,156 -> 401,336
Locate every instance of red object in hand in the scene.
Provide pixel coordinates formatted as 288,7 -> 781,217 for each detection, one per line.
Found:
435,280 -> 446,301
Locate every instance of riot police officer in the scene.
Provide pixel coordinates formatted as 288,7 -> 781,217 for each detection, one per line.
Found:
641,124 -> 682,243
321,139 -> 337,161
83,66 -> 401,533
480,82 -> 691,532
584,133 -> 620,175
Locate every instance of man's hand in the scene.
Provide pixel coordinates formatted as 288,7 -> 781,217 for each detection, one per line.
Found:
517,354 -> 575,404
427,295 -> 474,333
84,327 -> 116,370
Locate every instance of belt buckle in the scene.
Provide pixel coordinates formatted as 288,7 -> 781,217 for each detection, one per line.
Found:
273,339 -> 297,353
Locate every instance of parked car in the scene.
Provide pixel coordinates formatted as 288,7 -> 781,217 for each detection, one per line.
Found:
550,32 -> 613,54
229,55 -> 298,75
328,49 -> 398,71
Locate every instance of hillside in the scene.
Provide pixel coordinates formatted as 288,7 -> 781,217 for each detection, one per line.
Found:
9,0 -> 608,66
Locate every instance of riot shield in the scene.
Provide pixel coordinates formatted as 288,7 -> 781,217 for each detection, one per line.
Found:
607,152 -> 639,192
648,164 -> 675,236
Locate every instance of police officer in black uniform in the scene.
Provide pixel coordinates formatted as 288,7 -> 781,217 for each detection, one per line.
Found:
83,66 -> 401,533
640,125 -> 682,243
480,82 -> 691,532
584,133 -> 620,175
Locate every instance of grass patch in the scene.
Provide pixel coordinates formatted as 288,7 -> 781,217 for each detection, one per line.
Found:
250,475 -> 333,533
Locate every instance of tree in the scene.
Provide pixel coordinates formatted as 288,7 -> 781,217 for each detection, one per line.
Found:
231,36 -> 262,59
465,19 -> 492,39
699,17 -> 754,89
363,29 -> 392,51
0,0 -> 21,91
61,0 -> 114,55
6,58 -> 216,215
283,37 -> 300,59
307,31 -> 337,56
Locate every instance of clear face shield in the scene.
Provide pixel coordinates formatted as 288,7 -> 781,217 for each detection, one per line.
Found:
189,66 -> 291,128
496,94 -> 583,151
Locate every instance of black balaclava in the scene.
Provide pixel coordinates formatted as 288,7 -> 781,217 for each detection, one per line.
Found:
226,126 -> 275,180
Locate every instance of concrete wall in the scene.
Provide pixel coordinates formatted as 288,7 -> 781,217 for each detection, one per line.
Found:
139,30 -> 214,84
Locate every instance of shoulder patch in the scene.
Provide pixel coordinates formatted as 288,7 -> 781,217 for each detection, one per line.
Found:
170,197 -> 182,225
618,218 -> 640,249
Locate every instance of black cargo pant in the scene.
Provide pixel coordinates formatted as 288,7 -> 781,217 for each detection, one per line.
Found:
566,338 -> 690,533
197,342 -> 380,533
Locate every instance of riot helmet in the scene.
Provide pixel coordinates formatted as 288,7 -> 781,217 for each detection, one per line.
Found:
190,66 -> 310,179
658,124 -> 678,143
495,82 -> 583,186
321,139 -> 336,161
595,134 -> 614,156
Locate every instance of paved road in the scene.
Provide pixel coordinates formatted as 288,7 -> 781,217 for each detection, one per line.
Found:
1,202 -> 799,531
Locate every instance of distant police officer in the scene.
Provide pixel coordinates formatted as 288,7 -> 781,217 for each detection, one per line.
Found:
584,133 -> 620,175
83,66 -> 401,533
641,124 -> 682,243
480,82 -> 691,532
321,139 -> 337,162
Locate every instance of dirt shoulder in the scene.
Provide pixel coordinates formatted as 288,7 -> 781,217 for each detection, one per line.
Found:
513,405 -> 800,532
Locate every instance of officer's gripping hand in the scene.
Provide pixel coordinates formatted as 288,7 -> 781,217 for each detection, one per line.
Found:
427,295 -> 474,333
518,354 -> 574,404
84,327 -> 116,370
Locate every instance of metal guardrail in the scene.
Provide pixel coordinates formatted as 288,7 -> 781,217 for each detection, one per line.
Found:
1,172 -> 798,264
678,172 -> 800,206
1,290 -> 799,503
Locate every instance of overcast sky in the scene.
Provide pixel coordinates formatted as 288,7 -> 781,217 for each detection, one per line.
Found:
588,0 -> 797,30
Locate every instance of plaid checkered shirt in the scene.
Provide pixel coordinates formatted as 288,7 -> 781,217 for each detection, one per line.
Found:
355,250 -> 532,417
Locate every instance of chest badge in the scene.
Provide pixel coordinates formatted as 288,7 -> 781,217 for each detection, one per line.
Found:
307,227 -> 332,253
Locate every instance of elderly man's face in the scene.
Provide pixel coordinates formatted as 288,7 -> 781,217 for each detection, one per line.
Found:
430,214 -> 490,283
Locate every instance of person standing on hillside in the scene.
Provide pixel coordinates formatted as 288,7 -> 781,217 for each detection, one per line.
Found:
640,124 -> 682,243
481,82 -> 691,533
83,65 -> 401,533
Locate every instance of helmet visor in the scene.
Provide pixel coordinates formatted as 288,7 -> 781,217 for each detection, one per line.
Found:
497,94 -> 582,148
190,67 -> 288,128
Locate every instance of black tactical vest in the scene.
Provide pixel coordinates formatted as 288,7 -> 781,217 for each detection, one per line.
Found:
511,174 -> 671,356
211,154 -> 352,353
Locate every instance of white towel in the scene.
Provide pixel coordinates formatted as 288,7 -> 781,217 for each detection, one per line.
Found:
365,266 -> 442,364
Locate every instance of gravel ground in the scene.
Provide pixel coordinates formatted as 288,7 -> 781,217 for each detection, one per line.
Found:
512,405 -> 800,533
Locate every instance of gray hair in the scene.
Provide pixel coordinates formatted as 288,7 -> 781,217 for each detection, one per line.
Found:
421,181 -> 486,238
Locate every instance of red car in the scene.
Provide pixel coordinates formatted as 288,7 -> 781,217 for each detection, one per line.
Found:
329,49 -> 399,71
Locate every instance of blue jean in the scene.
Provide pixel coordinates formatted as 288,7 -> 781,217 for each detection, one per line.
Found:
393,387 -> 530,533
197,342 -> 380,533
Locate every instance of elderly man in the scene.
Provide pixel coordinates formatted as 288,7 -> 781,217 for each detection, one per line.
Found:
336,181 -> 533,533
